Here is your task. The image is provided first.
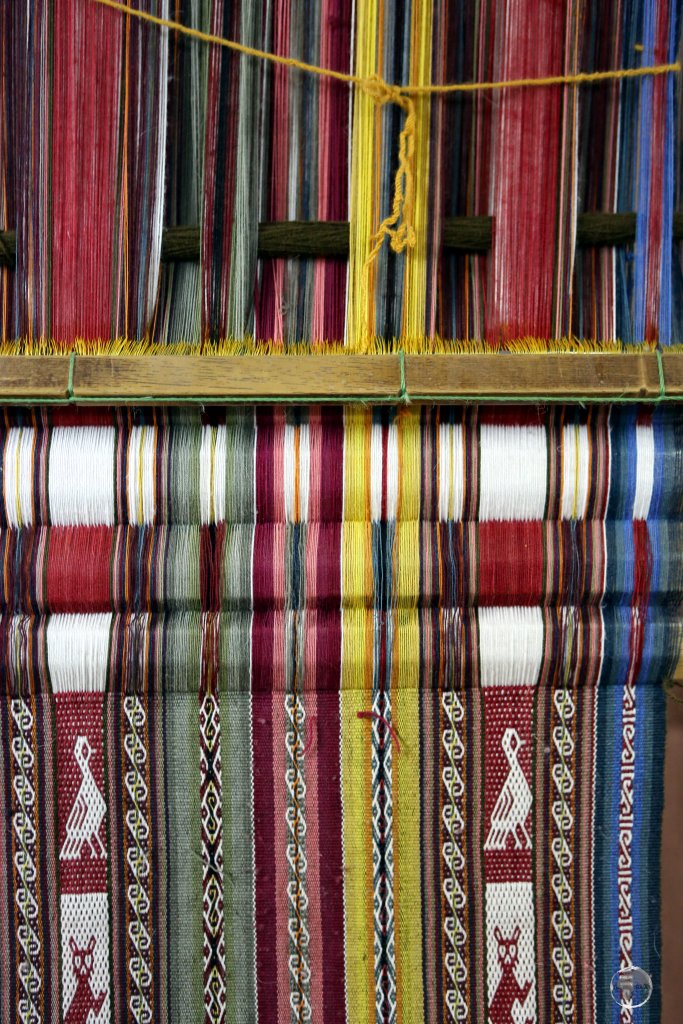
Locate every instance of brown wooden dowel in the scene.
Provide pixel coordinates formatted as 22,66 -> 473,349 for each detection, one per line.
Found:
0,352 -> 680,404
1,213 -> 682,267
0,230 -> 15,267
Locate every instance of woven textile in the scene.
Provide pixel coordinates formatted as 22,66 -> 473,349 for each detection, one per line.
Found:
0,403 -> 680,1024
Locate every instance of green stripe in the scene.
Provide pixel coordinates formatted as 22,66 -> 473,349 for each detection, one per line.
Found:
221,693 -> 257,1023
165,695 -> 204,1022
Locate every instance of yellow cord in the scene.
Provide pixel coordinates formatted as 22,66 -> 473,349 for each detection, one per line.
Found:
92,0 -> 679,96
93,0 -> 680,336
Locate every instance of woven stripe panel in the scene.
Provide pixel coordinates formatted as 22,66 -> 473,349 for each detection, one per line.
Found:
0,402 -> 679,1024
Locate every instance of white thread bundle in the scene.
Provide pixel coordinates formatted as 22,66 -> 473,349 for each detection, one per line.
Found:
560,424 -> 590,520
47,613 -> 113,692
478,607 -> 544,687
479,425 -> 548,521
48,427 -> 116,526
127,426 -> 158,525
200,425 -> 228,525
3,428 -> 36,528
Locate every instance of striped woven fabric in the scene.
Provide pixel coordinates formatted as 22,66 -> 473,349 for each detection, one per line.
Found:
2,0 -> 682,348
1,2 -> 682,1024
0,403 -> 680,1024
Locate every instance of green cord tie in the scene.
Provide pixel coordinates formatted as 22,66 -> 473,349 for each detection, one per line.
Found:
67,351 -> 76,400
398,350 -> 410,405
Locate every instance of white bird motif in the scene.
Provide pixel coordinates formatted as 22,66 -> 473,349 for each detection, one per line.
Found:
60,736 -> 107,860
485,728 -> 532,851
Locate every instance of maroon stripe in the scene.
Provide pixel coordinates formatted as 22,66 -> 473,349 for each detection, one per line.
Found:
316,694 -> 346,1024
316,409 -> 346,1022
252,693 -> 278,1024
253,410 -> 276,693
46,525 -> 114,612
318,408 -> 345,520
252,406 -> 278,1022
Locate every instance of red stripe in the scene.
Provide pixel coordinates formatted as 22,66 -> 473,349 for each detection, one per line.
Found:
315,410 -> 346,1023
477,521 -> 544,606
487,0 -> 567,342
46,526 -> 113,612
478,407 -> 549,427
318,408 -> 345,520
51,0 -> 122,341
50,408 -> 115,428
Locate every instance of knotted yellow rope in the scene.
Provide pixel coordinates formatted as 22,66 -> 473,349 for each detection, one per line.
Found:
93,0 -> 679,281
360,75 -> 417,260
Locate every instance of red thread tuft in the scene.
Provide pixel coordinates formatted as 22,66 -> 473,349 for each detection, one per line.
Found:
299,715 -> 316,758
357,710 -> 401,753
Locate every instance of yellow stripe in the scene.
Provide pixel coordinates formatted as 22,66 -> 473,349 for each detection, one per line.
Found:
340,683 -> 373,1024
396,410 -> 420,610
403,2 -> 433,338
392,648 -> 425,1024
349,0 -> 380,347
341,407 -> 374,1023
393,411 -> 424,1022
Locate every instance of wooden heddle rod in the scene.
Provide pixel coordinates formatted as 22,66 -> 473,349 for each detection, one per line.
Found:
2,212 -> 683,265
0,213 -> 682,404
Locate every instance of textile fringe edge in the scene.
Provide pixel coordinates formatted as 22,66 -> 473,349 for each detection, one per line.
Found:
0,337 -> 659,356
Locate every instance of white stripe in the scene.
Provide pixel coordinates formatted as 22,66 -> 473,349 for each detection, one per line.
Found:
299,423 -> 310,523
370,420 -> 383,522
385,420 -> 399,521
3,427 -> 35,528
560,424 -> 589,520
284,421 -> 311,524
127,426 -> 157,525
438,422 -> 464,521
284,422 -> 296,523
479,425 -> 547,521
633,424 -> 655,520
200,426 -> 227,525
479,607 -> 544,687
46,610 -> 111,692
49,427 -> 115,526
47,614 -> 112,692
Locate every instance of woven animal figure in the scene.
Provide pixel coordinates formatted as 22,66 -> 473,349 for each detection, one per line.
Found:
485,728 -> 532,851
64,935 -> 106,1024
488,926 -> 532,1024
60,736 -> 107,860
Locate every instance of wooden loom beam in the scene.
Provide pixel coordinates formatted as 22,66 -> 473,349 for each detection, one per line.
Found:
0,351 -> 681,403
1,212 -> 683,265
